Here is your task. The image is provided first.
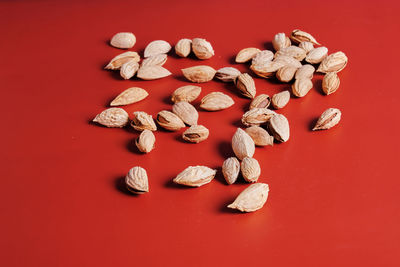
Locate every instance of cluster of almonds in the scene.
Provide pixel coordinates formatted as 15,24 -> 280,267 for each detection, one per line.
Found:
93,30 -> 345,213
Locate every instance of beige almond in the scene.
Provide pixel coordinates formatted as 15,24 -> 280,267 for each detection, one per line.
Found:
156,110 -> 185,131
245,126 -> 274,146
298,41 -> 314,53
235,73 -> 256,98
182,65 -> 216,83
242,108 -> 275,126
173,166 -> 216,187
275,46 -> 307,61
110,87 -> 148,106
120,60 -> 139,80
292,78 -> 313,97
227,183 -> 269,212
200,92 -> 234,111
222,157 -> 240,185
172,101 -> 198,126
273,55 -> 302,69
110,32 -> 136,49
313,108 -> 342,130
175,38 -> 192,57
306,47 -> 328,64
235,48 -> 261,63
250,94 -> 271,109
272,33 -> 291,51
93,108 -> 129,128
267,114 -> 290,142
171,85 -> 202,103
271,90 -> 290,109
135,129 -> 156,153
290,29 -> 320,45
192,38 -> 214,59
241,157 -> 261,183
276,65 -> 297,82
252,50 -> 274,66
141,54 -> 167,67
232,128 -> 255,160
322,72 -> 340,95
137,65 -> 171,80
125,166 -> 149,194
182,125 -> 209,143
215,67 -> 241,82
295,64 -> 315,80
144,40 -> 171,57
131,111 -> 157,131
317,51 -> 348,73
250,61 -> 284,78
105,51 -> 140,70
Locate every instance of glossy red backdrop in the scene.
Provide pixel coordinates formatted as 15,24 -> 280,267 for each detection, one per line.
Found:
1,0 -> 399,266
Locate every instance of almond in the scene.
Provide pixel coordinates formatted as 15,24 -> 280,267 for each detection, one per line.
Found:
93,108 -> 129,128
156,111 -> 185,131
273,55 -> 302,69
295,64 -> 315,80
215,67 -> 241,82
272,33 -> 291,51
275,45 -> 307,61
175,38 -> 192,57
322,72 -> 340,95
182,125 -> 209,143
135,129 -> 155,153
267,114 -> 290,142
306,47 -> 328,64
317,51 -> 348,73
298,41 -> 314,53
105,51 -> 140,70
125,166 -> 149,194
222,157 -> 240,185
192,38 -> 214,59
271,90 -> 290,109
292,78 -> 313,97
141,54 -> 167,67
171,85 -> 201,103
235,48 -> 261,63
250,61 -> 284,78
227,183 -> 269,212
232,128 -> 255,160
241,157 -> 261,183
313,108 -> 342,130
110,32 -> 136,49
144,40 -> 171,57
110,87 -> 148,106
290,29 -> 320,45
173,166 -> 216,187
245,126 -> 274,146
242,108 -> 275,126
235,73 -> 256,99
137,65 -> 171,80
200,92 -> 234,111
120,60 -> 139,79
276,65 -> 297,82
182,65 -> 216,83
172,101 -> 198,126
252,50 -> 274,66
249,94 -> 271,109
131,111 -> 157,131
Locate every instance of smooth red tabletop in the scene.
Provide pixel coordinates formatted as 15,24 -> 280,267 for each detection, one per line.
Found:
1,0 -> 399,266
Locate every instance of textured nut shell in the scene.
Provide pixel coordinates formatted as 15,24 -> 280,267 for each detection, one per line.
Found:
131,111 -> 157,131
245,126 -> 274,146
93,108 -> 129,128
250,94 -> 271,109
182,125 -> 209,143
105,51 -> 140,70
215,67 -> 241,82
232,128 -> 255,160
252,50 -> 274,66
250,61 -> 284,78
235,48 -> 261,63
172,101 -> 198,126
120,60 -> 139,79
137,65 -> 171,80
313,108 -> 342,130
268,114 -> 290,142
135,129 -> 155,153
242,108 -> 276,126
235,73 -> 256,98
156,110 -> 185,131
306,47 -> 328,64
110,87 -> 148,106
192,38 -> 214,59
141,54 -> 167,67
275,46 -> 307,61
110,32 -> 136,49
290,29 -> 320,45
298,41 -> 314,53
173,166 -> 217,187
227,183 -> 269,212
125,166 -> 149,193
276,65 -> 297,82
200,92 -> 234,111
175,38 -> 192,57
271,90 -> 290,109
273,55 -> 302,69
272,33 -> 291,51
171,85 -> 201,103
322,72 -> 340,95
292,78 -> 313,97
241,157 -> 261,183
182,65 -> 216,83
317,51 -> 348,73
222,157 -> 240,185
295,64 -> 315,80
144,40 -> 171,57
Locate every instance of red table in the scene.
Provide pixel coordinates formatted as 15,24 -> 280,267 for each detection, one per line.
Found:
1,0 -> 399,266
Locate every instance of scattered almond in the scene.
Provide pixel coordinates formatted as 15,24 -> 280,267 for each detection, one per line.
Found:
200,92 -> 234,111
141,54 -> 167,67
175,38 -> 192,57
242,108 -> 275,126
227,183 -> 269,212
192,38 -> 214,59
182,65 -> 216,83
273,55 -> 302,69
232,128 -> 255,160
292,78 -> 313,97
272,33 -> 291,51
317,51 -> 348,73
252,50 -> 274,66
275,46 -> 307,61
137,65 -> 171,80
267,114 -> 290,142
182,125 -> 209,143
241,157 -> 261,183
295,64 -> 315,80
222,157 -> 240,185
215,67 -> 241,82
249,94 -> 271,109
110,87 -> 148,106
136,129 -> 156,153
144,40 -> 172,57
235,48 -> 261,63
171,85 -> 201,103
120,60 -> 139,79
290,29 -> 320,45
172,101 -> 198,126
105,51 -> 140,70
313,108 -> 342,130
271,90 -> 290,109
235,73 -> 256,98
306,47 -> 328,64
131,111 -> 157,131
298,41 -> 314,53
276,65 -> 297,82
156,110 -> 185,131
245,126 -> 274,146
251,61 -> 284,78
93,108 -> 129,128
173,166 -> 217,187
322,72 -> 340,95
110,32 -> 136,49
125,166 -> 149,194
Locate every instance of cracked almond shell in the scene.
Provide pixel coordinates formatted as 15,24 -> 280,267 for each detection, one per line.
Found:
313,108 -> 342,130
125,166 -> 149,194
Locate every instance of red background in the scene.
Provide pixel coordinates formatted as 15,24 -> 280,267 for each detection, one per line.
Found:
1,0 -> 399,266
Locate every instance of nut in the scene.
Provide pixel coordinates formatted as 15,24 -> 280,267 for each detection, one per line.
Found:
275,45 -> 307,61
192,38 -> 214,59
235,48 -> 261,63
110,87 -> 148,106
105,51 -> 140,70
182,65 -> 216,83
235,73 -> 256,98
313,108 -> 342,130
252,50 -> 274,66
222,157 -> 240,185
131,111 -> 157,131
182,125 -> 209,143
215,67 -> 241,82
272,33 -> 291,51
249,94 -> 271,109
144,40 -> 171,57
156,110 -> 185,131
292,78 -> 313,97
137,65 -> 171,80
241,157 -> 261,183
290,29 -> 320,45
267,114 -> 290,142
110,32 -> 136,49
250,61 -> 284,78
317,51 -> 348,73
141,54 -> 168,67
276,65 -> 297,82
242,108 -> 275,126
306,47 -> 328,64
171,85 -> 202,103
322,72 -> 340,95
175,38 -> 192,57
125,166 -> 149,194
173,166 -> 217,187
227,183 -> 269,212
232,128 -> 255,160
135,129 -> 156,153
120,60 -> 139,79
172,101 -> 199,126
245,126 -> 274,146
271,90 -> 290,109
298,41 -> 314,53
295,64 -> 315,80
93,108 -> 129,128
200,92 -> 234,111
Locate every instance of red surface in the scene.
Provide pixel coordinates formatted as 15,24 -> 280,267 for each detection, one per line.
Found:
1,0 -> 399,266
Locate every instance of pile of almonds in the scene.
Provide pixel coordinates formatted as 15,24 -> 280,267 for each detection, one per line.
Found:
93,29 -> 346,213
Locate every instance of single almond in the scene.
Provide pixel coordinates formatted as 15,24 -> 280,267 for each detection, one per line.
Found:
120,60 -> 139,79
172,101 -> 198,126
232,128 -> 255,160
135,129 -> 156,153
110,32 -> 136,49
141,54 -> 167,67
290,29 -> 320,45
317,51 -> 348,73
271,90 -> 290,109
222,157 -> 240,185
171,85 -> 201,103
144,40 -> 171,57
242,108 -> 276,126
275,46 -> 307,61
292,78 -> 313,97
273,55 -> 302,69
252,50 -> 274,66
272,33 -> 291,51
156,110 -> 185,131
93,108 -> 129,128
105,51 -> 140,70
245,126 -> 274,146
173,166 -> 216,187
267,114 -> 290,142
249,94 -> 271,109
235,73 -> 256,99
110,87 -> 148,106
295,64 -> 315,80
241,157 -> 261,183
182,65 -> 216,83
227,183 -> 269,212
137,65 -> 171,80
235,48 -> 261,63
215,67 -> 241,82
322,72 -> 340,95
298,41 -> 314,53
276,65 -> 297,82
131,111 -> 157,131
175,38 -> 192,57
125,166 -> 149,194
200,92 -> 234,111
250,61 -> 284,78
306,47 -> 328,64
313,108 -> 342,130
192,38 -> 214,59
182,125 -> 209,143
